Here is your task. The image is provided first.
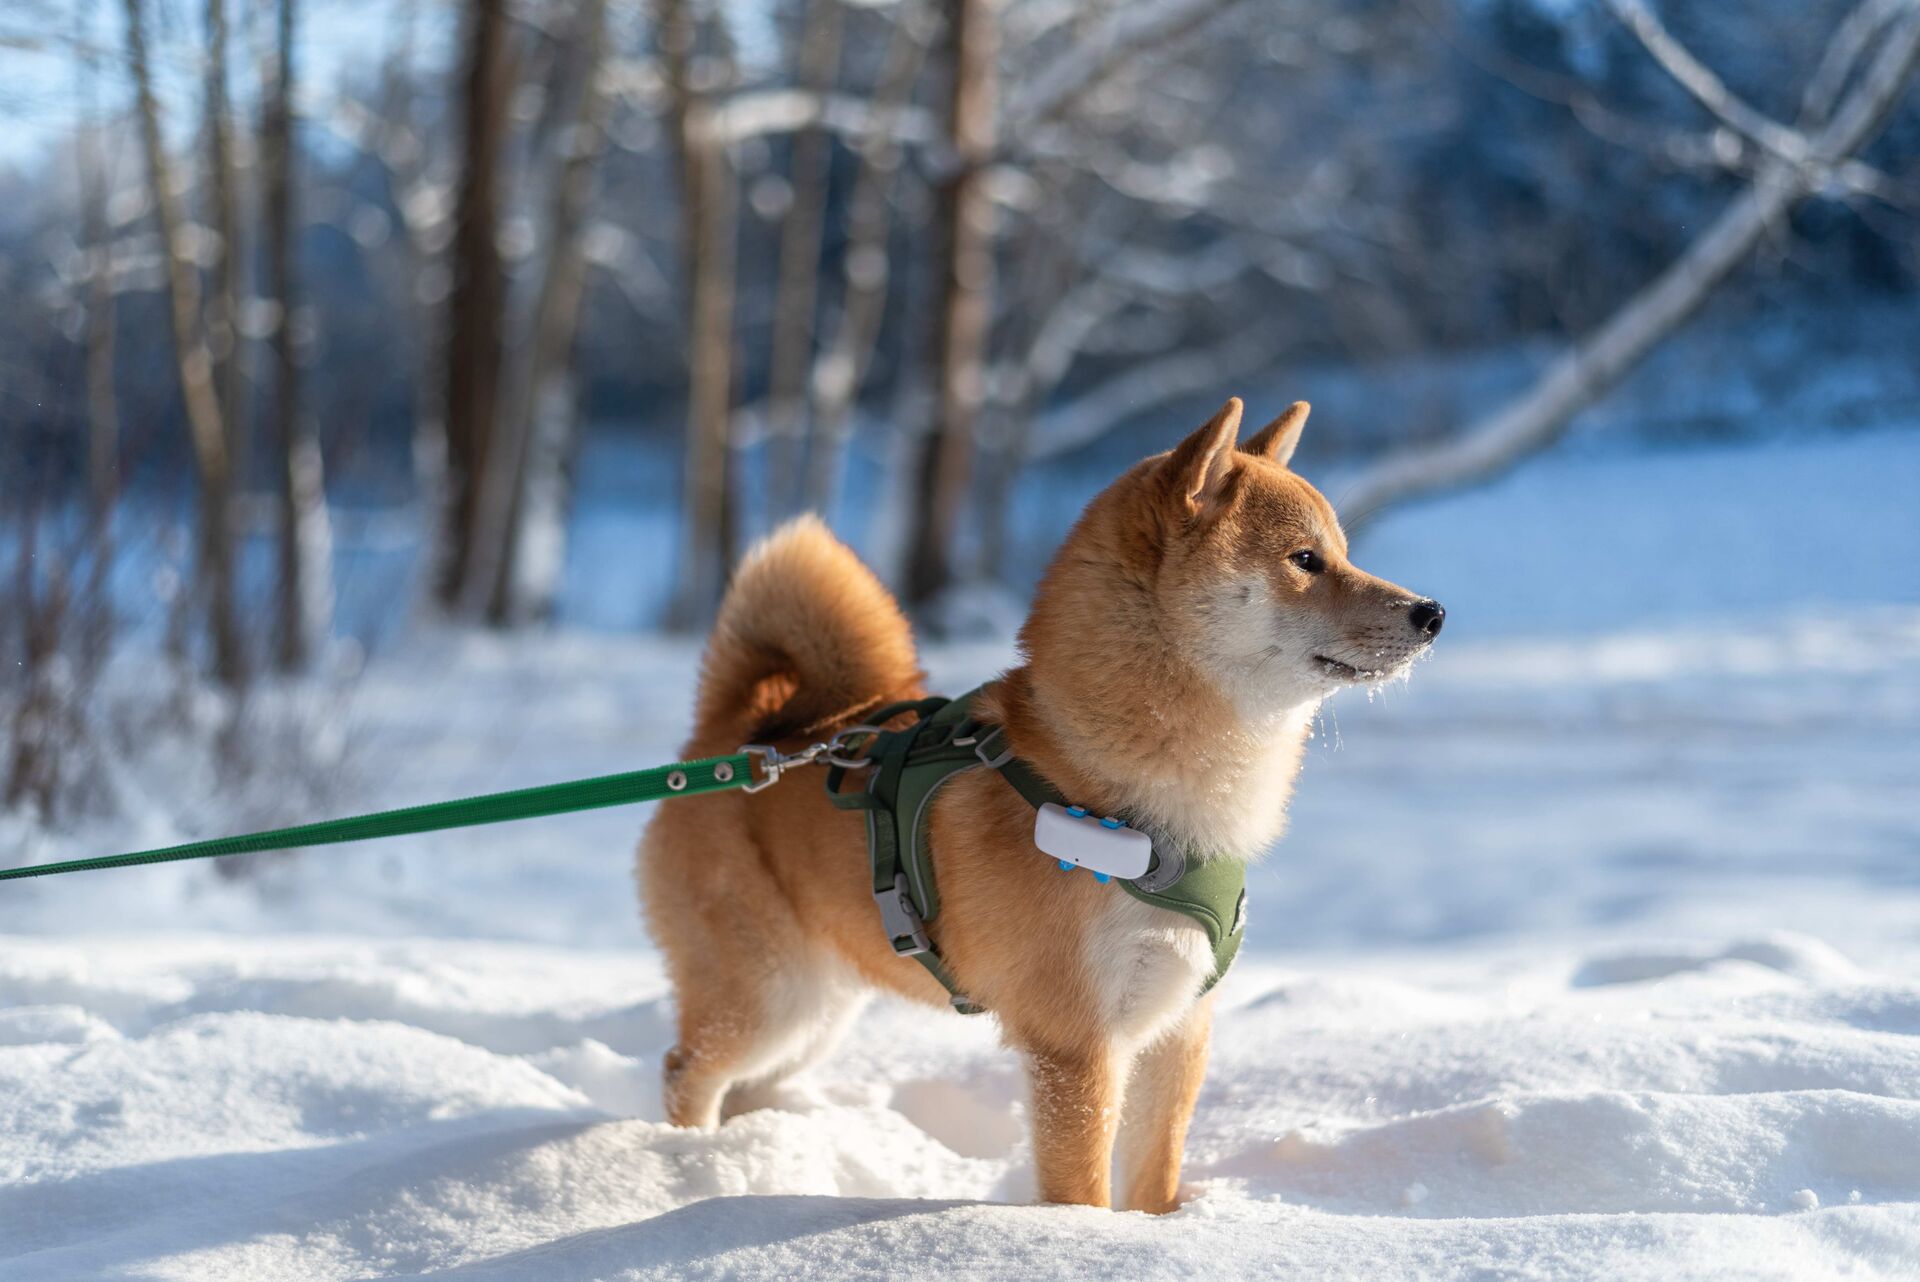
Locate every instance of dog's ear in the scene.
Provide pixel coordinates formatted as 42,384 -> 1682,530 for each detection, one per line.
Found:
1242,401 -> 1309,467
1165,397 -> 1243,517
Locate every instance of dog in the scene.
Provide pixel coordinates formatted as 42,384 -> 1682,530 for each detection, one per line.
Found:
638,396 -> 1443,1211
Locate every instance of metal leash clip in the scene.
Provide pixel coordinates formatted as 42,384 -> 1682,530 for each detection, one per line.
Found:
740,725 -> 886,792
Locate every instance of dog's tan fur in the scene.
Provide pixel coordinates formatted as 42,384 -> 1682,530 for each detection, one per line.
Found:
639,397 -> 1437,1211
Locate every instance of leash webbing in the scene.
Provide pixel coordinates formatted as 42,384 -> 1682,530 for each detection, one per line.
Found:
0,751 -> 754,883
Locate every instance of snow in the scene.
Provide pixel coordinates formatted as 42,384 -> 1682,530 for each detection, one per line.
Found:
4,429 -> 1920,1279
6,930 -> 1919,1279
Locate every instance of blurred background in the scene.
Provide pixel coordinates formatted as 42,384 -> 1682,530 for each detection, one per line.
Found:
0,0 -> 1916,953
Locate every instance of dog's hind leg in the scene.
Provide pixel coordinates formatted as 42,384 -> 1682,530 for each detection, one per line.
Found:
1114,999 -> 1213,1213
661,953 -> 856,1129
719,963 -> 867,1119
660,958 -> 765,1128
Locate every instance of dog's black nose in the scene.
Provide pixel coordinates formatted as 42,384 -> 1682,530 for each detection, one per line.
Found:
1409,599 -> 1446,637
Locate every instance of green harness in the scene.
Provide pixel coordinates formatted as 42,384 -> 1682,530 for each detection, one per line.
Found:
825,687 -> 1246,1014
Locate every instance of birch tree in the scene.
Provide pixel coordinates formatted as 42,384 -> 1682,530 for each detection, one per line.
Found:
78,0 -> 118,526
661,0 -> 741,629
203,0 -> 243,486
474,0 -> 612,624
762,0 -> 845,519
263,0 -> 332,669
897,0 -> 1256,608
123,0 -> 245,688
903,0 -> 997,608
803,2 -> 932,515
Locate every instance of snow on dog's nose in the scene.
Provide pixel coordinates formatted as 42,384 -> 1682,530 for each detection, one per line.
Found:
1410,599 -> 1446,638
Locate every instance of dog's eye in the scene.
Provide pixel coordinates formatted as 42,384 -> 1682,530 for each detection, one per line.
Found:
1289,549 -> 1325,574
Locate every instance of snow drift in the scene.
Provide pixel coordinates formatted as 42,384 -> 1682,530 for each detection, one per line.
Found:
4,932 -> 1918,1280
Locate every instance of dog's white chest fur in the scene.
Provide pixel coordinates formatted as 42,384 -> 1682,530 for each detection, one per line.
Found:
1084,890 -> 1214,1046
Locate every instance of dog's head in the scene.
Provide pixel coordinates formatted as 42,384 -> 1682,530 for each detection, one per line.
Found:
1027,397 -> 1443,719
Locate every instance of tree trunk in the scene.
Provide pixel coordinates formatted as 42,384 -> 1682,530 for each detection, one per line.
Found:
77,9 -> 118,527
661,0 -> 740,629
904,0 -> 998,610
764,0 -> 844,518
366,4 -> 445,567
76,0 -> 121,682
1339,4 -> 1920,529
264,0 -> 331,670
438,0 -> 514,608
204,0 -> 245,491
803,3 -> 929,516
480,0 -> 611,625
124,0 -> 245,689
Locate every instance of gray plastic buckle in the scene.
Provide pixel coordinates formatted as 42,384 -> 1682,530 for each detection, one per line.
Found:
874,873 -> 931,956
971,726 -> 1014,770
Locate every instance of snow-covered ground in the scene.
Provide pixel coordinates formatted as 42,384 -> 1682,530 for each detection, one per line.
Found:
3,430 -> 1919,1279
7,928 -> 1919,1279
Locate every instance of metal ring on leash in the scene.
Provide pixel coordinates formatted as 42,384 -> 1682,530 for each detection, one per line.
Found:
740,726 -> 883,792
822,725 -> 887,769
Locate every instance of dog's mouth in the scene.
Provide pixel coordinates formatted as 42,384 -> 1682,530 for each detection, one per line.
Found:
1313,654 -> 1409,684
1313,655 -> 1378,682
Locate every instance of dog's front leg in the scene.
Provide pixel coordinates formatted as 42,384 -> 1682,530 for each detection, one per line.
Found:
1115,998 -> 1213,1213
1023,1040 -> 1121,1207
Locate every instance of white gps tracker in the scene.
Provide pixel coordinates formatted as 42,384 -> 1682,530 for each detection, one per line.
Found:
1032,802 -> 1153,883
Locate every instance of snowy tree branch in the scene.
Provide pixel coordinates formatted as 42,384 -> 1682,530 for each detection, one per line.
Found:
1005,0 -> 1252,132
1338,3 -> 1920,529
1027,328 -> 1279,459
1608,0 -> 1910,203
1607,0 -> 1814,164
697,88 -> 939,149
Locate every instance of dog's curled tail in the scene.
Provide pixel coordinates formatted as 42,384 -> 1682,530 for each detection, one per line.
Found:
695,515 -> 922,744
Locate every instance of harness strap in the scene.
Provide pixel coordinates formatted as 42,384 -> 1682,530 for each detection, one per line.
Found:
830,688 -> 1246,1015
825,697 -> 986,1014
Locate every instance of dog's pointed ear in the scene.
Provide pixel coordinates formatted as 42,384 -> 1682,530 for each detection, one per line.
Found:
1242,401 -> 1310,467
1165,397 -> 1243,516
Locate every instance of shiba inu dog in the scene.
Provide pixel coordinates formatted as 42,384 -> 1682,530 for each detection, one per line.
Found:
638,397 -> 1443,1211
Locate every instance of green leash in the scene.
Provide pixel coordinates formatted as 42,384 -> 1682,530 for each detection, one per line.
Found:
0,703 -> 1244,1023
0,751 -> 755,883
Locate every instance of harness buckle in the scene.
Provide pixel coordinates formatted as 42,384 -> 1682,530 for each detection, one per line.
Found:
874,873 -> 932,956
971,726 -> 1014,770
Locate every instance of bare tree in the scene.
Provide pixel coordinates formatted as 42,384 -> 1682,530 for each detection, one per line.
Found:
803,3 -> 933,515
204,0 -> 244,483
331,3 -> 451,541
661,0 -> 741,628
78,0 -> 118,523
1341,0 -> 1920,527
263,0 -> 332,669
124,0 -> 245,688
438,0 -> 514,607
4,5 -> 128,820
763,0 -> 845,518
903,0 -> 998,609
476,0 -> 612,624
